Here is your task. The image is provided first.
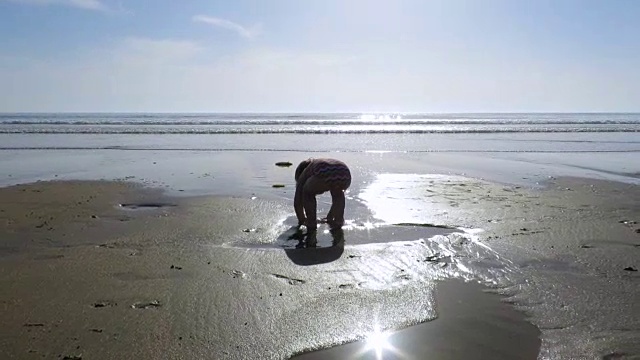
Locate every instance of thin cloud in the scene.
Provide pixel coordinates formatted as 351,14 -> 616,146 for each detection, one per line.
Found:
193,15 -> 261,39
3,0 -> 109,11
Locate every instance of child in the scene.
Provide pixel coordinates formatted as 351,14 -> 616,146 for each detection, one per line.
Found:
294,158 -> 351,232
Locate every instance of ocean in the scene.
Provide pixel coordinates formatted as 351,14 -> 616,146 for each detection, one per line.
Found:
0,113 -> 638,154
1,112 -> 638,189
2,112 -> 639,136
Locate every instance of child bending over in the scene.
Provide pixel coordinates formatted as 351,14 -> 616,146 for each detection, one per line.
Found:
294,158 -> 351,232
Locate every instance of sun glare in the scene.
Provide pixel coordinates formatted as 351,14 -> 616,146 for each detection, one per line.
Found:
364,326 -> 394,359
362,221 -> 376,230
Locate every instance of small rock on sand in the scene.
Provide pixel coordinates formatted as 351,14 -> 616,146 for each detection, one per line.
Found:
275,162 -> 293,167
272,184 -> 285,188
623,267 -> 638,272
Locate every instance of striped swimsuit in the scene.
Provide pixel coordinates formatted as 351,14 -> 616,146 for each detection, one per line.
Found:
298,158 -> 351,190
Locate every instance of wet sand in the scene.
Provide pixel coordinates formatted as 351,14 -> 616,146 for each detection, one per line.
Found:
0,177 -> 638,359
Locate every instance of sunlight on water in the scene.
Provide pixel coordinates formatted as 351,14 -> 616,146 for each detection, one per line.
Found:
339,219 -> 381,231
358,114 -> 403,122
359,173 -> 458,224
360,325 -> 398,360
357,173 -> 518,287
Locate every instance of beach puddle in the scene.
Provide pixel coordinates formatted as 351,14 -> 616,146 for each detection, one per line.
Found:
293,279 -> 541,360
358,173 -> 480,225
225,218 -> 459,251
220,173 -> 517,285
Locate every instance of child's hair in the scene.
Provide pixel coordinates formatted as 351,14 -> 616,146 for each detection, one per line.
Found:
295,159 -> 312,182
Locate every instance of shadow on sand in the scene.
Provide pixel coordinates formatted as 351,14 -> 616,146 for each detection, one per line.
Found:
279,226 -> 345,266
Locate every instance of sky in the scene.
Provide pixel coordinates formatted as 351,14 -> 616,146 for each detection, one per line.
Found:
0,0 -> 639,113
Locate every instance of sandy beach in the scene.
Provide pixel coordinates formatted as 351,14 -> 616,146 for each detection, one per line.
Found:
1,172 -> 638,359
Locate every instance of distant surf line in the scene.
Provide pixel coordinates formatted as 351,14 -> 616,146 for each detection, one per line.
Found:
2,120 -> 640,125
1,147 -> 638,153
0,128 -> 638,134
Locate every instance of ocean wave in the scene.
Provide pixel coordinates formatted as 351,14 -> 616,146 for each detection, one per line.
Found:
0,127 -> 637,134
0,146 -> 638,153
2,119 -> 640,126
2,113 -> 640,125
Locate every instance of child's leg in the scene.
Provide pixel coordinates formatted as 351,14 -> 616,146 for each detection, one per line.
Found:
303,191 -> 317,231
302,175 -> 329,231
329,189 -> 346,228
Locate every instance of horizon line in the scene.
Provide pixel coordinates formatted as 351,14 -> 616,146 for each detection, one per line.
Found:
2,111 -> 640,115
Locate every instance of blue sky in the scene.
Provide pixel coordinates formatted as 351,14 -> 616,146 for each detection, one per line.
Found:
0,0 -> 639,112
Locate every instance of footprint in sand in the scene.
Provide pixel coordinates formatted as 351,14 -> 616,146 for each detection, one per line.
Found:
618,220 -> 640,234
271,274 -> 306,285
580,240 -> 640,249
336,283 -> 367,290
33,254 -> 64,260
619,220 -> 637,225
131,300 -> 161,309
230,270 -> 247,279
118,203 -> 176,210
92,301 -> 117,308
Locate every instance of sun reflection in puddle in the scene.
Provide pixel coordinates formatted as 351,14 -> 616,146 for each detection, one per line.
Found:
359,173 -> 469,225
360,325 -> 398,360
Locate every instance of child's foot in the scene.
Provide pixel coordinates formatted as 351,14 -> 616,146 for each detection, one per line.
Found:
305,231 -> 317,248
327,218 -> 344,229
305,219 -> 318,232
